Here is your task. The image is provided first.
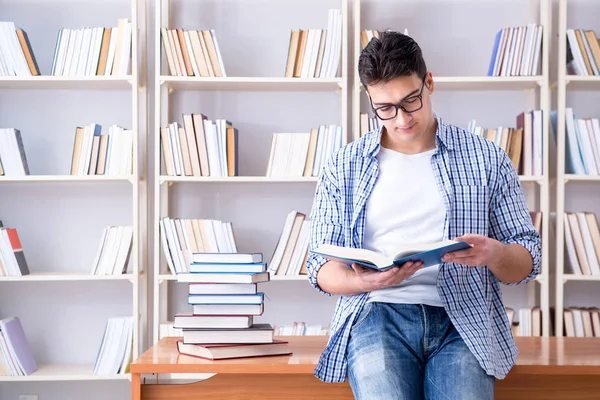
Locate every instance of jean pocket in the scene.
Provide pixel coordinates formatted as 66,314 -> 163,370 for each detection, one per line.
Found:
351,302 -> 374,331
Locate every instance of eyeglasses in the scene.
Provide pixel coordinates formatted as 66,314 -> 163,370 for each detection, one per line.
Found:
370,76 -> 427,120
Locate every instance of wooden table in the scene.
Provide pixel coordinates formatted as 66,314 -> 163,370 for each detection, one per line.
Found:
130,336 -> 600,400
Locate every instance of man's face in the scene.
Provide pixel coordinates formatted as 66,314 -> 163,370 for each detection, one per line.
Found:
366,72 -> 434,146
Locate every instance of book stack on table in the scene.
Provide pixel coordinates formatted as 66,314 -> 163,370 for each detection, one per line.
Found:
175,252 -> 292,360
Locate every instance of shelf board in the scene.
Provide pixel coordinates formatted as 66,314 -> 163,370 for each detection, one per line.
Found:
519,175 -> 544,184
564,174 -> 600,183
0,175 -> 135,183
160,176 -> 318,184
565,75 -> 600,90
0,364 -> 130,381
160,76 -> 343,91
562,274 -> 600,282
359,76 -> 543,91
0,75 -> 133,90
0,271 -> 135,282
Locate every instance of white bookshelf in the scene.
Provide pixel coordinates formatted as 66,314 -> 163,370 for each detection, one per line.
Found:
151,0 -> 349,344
554,0 -> 600,337
352,0 -> 552,336
0,0 -> 145,391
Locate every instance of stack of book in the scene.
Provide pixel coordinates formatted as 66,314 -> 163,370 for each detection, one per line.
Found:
175,252 -> 292,360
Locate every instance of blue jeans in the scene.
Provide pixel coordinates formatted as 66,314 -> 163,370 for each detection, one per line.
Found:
347,302 -> 495,400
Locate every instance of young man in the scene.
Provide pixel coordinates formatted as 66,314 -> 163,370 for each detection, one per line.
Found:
305,31 -> 541,399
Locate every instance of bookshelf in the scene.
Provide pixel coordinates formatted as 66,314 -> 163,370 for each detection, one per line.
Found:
151,0 -> 348,344
0,0 -> 145,391
352,0 -> 552,336
554,0 -> 600,337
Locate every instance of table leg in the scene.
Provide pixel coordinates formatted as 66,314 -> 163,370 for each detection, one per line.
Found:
131,372 -> 141,400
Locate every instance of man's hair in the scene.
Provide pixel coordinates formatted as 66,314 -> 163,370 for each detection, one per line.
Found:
358,31 -> 428,88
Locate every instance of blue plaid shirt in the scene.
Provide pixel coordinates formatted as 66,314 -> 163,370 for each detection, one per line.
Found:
306,115 -> 541,383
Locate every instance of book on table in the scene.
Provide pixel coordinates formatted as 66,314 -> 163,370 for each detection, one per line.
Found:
176,339 -> 292,360
310,240 -> 471,271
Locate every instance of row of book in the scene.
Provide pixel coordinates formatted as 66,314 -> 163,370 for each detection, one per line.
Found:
160,115 -> 238,177
359,112 -> 380,137
160,217 -> 237,275
566,29 -> 600,76
467,110 -> 544,176
70,124 -> 134,176
564,212 -> 600,276
91,226 -> 133,276
488,24 -> 543,77
564,108 -> 600,175
0,222 -> 30,277
266,125 -> 343,178
284,9 -> 342,79
507,307 -> 542,337
161,28 -> 225,77
0,128 -> 29,177
52,18 -> 132,77
0,22 -> 39,76
93,316 -> 133,375
0,316 -> 37,376
268,210 -> 310,277
563,307 -> 600,338
175,254 -> 291,361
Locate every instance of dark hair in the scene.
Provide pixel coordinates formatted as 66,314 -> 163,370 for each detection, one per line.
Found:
358,31 -> 427,88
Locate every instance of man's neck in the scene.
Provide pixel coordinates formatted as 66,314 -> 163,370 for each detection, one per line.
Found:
380,118 -> 438,154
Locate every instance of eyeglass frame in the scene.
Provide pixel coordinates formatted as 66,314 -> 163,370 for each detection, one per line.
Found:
369,75 -> 428,120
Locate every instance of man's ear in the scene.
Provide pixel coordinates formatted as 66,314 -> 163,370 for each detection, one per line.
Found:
425,72 -> 434,95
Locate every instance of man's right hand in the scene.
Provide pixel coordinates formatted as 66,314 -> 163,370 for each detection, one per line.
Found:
351,262 -> 423,292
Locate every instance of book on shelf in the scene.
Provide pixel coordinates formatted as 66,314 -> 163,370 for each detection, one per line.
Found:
266,124 -> 342,178
0,226 -> 30,277
359,29 -> 409,50
70,123 -> 134,176
0,21 -> 39,76
284,8 -> 342,78
160,217 -> 238,274
487,24 -> 543,77
268,210 -> 310,277
562,108 -> 600,175
52,18 -> 132,76
274,322 -> 330,336
563,307 -> 600,337
161,114 -> 237,177
359,112 -> 380,138
564,212 -> 600,276
0,128 -> 30,177
311,240 -> 471,271
161,28 -> 226,77
174,254 -> 291,360
90,225 -> 133,275
505,307 -> 544,337
566,28 -> 600,76
93,316 -> 133,375
467,109 -> 543,176
0,316 -> 37,376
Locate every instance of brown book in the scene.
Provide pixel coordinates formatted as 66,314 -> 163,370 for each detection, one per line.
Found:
177,339 -> 291,361
70,127 -> 85,175
303,128 -> 318,177
191,113 -> 210,176
201,30 -> 222,77
574,29 -> 593,75
585,212 -> 600,265
177,29 -> 194,76
178,127 -> 193,176
508,128 -> 523,173
314,30 -> 327,78
96,135 -> 109,175
15,29 -> 40,75
226,125 -> 237,177
96,28 -> 111,75
293,30 -> 308,77
285,30 -> 300,78
584,30 -> 600,72
567,213 -> 592,275
89,136 -> 101,176
182,114 -> 201,176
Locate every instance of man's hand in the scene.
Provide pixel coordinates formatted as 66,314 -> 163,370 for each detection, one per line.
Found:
441,233 -> 504,267
351,261 -> 423,292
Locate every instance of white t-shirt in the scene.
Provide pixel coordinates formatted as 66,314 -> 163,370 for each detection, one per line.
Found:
363,146 -> 446,306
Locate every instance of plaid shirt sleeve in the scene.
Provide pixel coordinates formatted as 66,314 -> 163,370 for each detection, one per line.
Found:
489,150 -> 542,286
305,157 -> 344,296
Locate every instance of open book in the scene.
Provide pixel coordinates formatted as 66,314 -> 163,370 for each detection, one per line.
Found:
310,240 -> 471,271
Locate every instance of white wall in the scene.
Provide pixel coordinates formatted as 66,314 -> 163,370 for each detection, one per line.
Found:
1,0 -> 600,399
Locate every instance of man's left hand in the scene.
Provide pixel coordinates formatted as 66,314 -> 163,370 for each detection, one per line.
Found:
441,233 -> 505,268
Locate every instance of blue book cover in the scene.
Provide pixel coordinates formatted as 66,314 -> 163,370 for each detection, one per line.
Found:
310,240 -> 471,271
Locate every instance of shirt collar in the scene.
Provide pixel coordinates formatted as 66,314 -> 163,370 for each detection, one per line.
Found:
362,114 -> 454,157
